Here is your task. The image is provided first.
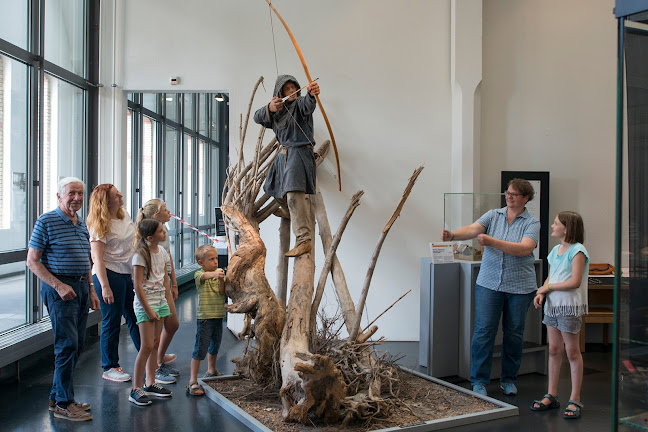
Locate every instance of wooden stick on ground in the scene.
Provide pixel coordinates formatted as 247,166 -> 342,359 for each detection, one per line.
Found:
348,166 -> 424,342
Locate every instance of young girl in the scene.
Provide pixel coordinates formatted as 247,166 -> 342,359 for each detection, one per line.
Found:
136,199 -> 180,382
129,219 -> 174,406
531,211 -> 589,419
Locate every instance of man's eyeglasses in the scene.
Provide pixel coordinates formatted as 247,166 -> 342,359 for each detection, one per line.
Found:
505,191 -> 524,197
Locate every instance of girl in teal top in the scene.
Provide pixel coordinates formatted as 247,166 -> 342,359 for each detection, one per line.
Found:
531,211 -> 589,420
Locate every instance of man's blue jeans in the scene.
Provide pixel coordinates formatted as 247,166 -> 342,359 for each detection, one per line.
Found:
93,269 -> 140,371
41,280 -> 90,405
470,284 -> 535,386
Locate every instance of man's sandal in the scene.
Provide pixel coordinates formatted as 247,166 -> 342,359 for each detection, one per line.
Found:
186,381 -> 205,396
563,400 -> 583,419
530,393 -> 560,411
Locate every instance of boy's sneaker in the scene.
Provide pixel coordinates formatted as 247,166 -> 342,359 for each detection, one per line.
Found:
157,362 -> 180,377
143,383 -> 173,398
52,404 -> 93,421
102,367 -> 131,382
49,399 -> 91,412
162,353 -> 177,364
155,370 -> 177,384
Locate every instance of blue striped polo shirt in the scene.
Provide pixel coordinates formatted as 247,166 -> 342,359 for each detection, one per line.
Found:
28,207 -> 91,276
475,207 -> 540,294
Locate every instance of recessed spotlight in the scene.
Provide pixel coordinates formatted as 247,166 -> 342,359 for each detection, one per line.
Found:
214,95 -> 224,102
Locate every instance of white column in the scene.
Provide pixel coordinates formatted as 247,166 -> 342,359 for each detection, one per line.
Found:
451,0 -> 482,194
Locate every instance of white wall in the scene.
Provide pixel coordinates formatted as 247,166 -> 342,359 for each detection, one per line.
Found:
481,0 -> 617,263
101,0 -> 620,341
106,0 -> 453,341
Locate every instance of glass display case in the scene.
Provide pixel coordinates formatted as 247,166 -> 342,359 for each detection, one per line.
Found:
443,193 -> 504,261
615,4 -> 648,430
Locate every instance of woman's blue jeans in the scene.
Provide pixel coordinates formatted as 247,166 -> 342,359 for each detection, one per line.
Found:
470,284 -> 535,386
41,280 -> 89,405
94,269 -> 140,371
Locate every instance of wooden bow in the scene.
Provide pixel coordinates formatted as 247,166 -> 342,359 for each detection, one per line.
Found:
265,0 -> 342,191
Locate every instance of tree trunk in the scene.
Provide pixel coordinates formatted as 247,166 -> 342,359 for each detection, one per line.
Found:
220,204 -> 285,384
279,197 -> 346,423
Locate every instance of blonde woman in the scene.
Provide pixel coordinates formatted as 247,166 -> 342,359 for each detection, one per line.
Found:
135,199 -> 180,382
87,184 -> 140,382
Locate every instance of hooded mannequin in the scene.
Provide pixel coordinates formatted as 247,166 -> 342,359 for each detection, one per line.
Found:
253,74 -> 320,257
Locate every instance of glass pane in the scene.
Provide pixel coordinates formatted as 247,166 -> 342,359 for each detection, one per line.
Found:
42,74 -> 84,212
126,109 -> 133,216
44,0 -> 85,76
0,55 -> 28,248
141,116 -> 157,202
183,94 -> 194,130
0,55 -> 29,332
182,134 -> 194,265
198,140 -> 206,226
165,94 -> 177,123
143,93 -> 157,113
198,94 -> 207,136
0,1 -> 28,49
0,262 -> 27,332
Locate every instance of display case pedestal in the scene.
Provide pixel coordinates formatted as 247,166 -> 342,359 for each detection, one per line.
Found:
420,258 -> 547,380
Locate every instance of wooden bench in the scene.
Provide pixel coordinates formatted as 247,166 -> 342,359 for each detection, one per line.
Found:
579,306 -> 613,352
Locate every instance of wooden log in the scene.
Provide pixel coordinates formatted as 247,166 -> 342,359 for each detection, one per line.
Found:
313,184 -> 356,332
310,190 -> 364,339
276,216 -> 290,308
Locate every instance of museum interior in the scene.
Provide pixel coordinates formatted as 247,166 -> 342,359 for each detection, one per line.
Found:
0,0 -> 646,431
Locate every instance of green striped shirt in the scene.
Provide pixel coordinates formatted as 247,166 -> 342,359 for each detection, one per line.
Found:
194,269 -> 225,319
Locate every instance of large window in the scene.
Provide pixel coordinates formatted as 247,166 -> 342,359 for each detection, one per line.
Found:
127,92 -> 228,272
0,1 -> 99,334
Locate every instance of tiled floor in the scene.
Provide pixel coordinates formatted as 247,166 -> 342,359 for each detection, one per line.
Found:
0,288 -> 614,431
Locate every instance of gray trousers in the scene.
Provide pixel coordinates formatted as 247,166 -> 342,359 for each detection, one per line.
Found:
277,191 -> 311,245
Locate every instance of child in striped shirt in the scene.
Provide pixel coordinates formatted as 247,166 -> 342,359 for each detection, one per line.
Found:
186,245 -> 226,396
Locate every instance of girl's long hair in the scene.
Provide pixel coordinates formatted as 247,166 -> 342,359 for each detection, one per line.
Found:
135,199 -> 165,226
87,184 -> 125,239
558,211 -> 585,244
133,218 -> 161,280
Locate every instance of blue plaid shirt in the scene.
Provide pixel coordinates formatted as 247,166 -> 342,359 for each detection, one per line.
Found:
475,207 -> 539,294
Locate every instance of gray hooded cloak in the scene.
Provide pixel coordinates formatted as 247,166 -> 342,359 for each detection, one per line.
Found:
254,74 -> 317,199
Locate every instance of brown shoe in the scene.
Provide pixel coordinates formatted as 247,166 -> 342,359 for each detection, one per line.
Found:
49,399 -> 91,412
53,404 -> 93,421
285,241 -> 312,257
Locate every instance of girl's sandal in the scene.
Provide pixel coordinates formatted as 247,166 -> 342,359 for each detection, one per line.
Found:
563,400 -> 583,419
186,381 -> 205,396
530,393 -> 560,411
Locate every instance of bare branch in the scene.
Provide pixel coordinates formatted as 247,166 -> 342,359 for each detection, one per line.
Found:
348,167 -> 424,342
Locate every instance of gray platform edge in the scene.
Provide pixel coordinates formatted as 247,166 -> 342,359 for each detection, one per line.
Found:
200,368 -> 518,432
0,309 -> 101,368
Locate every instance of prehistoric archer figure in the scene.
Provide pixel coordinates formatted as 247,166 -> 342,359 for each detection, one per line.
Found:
254,74 -> 320,258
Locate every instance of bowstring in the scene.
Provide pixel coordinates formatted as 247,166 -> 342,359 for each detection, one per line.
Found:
268,2 -> 279,77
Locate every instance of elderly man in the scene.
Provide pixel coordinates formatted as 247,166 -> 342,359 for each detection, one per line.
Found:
27,177 -> 100,421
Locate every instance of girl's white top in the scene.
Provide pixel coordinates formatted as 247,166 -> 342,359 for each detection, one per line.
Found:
90,211 -> 135,275
132,247 -> 170,294
544,242 -> 590,317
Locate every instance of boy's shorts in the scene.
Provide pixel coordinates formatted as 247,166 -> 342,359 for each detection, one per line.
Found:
543,314 -> 582,334
192,318 -> 223,360
135,302 -> 171,324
